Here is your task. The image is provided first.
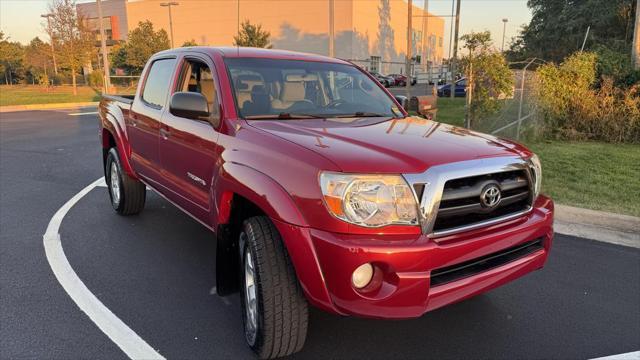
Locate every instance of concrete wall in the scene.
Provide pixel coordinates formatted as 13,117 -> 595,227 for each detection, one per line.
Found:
79,0 -> 444,74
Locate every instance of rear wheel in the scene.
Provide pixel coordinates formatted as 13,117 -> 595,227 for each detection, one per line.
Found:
240,216 -> 308,359
105,148 -> 146,215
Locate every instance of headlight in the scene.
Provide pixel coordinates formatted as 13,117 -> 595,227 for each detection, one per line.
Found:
528,154 -> 542,199
319,172 -> 419,227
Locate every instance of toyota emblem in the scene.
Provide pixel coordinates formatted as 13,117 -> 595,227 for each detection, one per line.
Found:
480,184 -> 501,208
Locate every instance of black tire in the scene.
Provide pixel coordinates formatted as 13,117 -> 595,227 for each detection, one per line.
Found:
105,147 -> 146,215
239,216 -> 308,359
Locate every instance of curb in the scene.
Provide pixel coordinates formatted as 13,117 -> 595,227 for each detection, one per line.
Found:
555,204 -> 640,248
0,102 -> 99,113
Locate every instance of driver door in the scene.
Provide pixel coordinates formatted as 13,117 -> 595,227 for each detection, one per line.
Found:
158,54 -> 222,223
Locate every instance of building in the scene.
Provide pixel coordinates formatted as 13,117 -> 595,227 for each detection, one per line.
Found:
77,0 -> 445,74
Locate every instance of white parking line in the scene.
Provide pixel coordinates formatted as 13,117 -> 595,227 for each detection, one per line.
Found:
592,351 -> 640,360
69,111 -> 98,116
43,177 -> 165,359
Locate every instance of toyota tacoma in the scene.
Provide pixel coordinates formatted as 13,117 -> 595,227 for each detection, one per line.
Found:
98,47 -> 553,359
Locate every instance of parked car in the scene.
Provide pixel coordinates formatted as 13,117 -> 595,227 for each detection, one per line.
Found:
368,71 -> 394,87
98,47 -> 553,359
437,77 -> 468,97
388,73 -> 417,86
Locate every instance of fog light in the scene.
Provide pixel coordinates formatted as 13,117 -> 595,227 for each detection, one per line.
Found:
352,263 -> 374,289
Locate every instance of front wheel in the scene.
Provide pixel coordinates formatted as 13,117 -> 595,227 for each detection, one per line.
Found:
240,216 -> 308,359
105,148 -> 146,215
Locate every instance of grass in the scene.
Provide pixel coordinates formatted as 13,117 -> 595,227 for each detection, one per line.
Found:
528,141 -> 640,217
435,97 -> 466,127
0,85 -> 101,106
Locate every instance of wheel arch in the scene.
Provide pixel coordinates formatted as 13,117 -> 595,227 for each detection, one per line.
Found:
213,164 -> 337,313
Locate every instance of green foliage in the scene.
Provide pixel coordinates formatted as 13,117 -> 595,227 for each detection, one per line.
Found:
88,69 -> 103,87
460,31 -> 514,125
593,45 -> 640,87
509,0 -> 636,63
111,21 -> 170,73
47,0 -> 95,93
24,37 -> 52,84
534,52 -> 640,143
0,31 -> 26,84
181,39 -> 198,47
233,21 -> 272,48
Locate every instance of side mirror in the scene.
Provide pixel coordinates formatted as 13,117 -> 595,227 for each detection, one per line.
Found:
394,95 -> 409,111
170,92 -> 209,119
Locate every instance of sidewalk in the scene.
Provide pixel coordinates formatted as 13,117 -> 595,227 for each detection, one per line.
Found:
555,204 -> 640,248
0,102 -> 98,113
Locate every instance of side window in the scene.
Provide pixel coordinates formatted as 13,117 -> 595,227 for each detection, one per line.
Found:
178,59 -> 220,120
142,58 -> 176,108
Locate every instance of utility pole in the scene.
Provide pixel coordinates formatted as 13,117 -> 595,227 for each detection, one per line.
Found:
501,18 -> 508,52
633,0 -> 639,69
41,13 -> 58,75
96,0 -> 111,94
449,0 -> 460,99
405,0 -> 412,101
160,2 -> 179,48
328,0 -> 335,57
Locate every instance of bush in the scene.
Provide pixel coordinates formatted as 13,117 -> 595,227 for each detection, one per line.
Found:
88,70 -> 104,88
534,52 -> 640,143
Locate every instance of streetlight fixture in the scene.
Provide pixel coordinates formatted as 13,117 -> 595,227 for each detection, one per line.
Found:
501,18 -> 508,52
160,2 -> 179,48
41,13 -> 58,74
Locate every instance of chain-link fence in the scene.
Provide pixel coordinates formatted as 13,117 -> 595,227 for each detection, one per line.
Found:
469,59 -> 544,141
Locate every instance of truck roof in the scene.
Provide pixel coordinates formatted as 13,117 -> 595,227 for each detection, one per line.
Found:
155,46 -> 351,65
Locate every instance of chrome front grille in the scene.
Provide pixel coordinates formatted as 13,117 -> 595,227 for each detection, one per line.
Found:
433,170 -> 531,232
403,156 -> 535,237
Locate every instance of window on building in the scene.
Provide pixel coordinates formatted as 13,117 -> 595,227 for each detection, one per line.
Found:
87,16 -> 113,41
439,37 -> 443,47
370,56 -> 381,73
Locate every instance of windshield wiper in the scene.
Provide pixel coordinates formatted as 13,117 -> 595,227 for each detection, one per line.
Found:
332,112 -> 394,118
244,113 -> 326,120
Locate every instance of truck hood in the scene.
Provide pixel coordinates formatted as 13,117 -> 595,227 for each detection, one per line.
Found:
247,116 -> 529,174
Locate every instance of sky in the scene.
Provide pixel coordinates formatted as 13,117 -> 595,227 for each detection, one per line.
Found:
0,0 -> 532,55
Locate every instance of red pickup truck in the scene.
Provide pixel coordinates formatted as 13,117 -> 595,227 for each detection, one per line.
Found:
99,47 -> 553,358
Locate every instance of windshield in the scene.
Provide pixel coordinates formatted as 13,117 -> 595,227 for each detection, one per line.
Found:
224,58 -> 401,119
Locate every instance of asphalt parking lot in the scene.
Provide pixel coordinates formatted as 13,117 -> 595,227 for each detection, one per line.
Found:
1,109 -> 639,359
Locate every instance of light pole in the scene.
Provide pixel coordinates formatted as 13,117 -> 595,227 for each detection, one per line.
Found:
96,0 -> 111,93
41,13 -> 58,75
501,18 -> 508,52
405,0 -> 413,101
160,2 -> 179,48
328,0 -> 335,57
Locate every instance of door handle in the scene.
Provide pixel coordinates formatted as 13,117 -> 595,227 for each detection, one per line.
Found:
159,128 -> 170,140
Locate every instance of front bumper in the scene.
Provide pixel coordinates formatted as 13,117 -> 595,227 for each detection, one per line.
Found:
306,195 -> 554,319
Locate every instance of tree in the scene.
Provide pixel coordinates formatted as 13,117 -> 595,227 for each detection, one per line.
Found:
111,21 -> 170,74
508,0 -> 637,63
460,31 -> 514,126
181,39 -> 198,47
0,31 -> 25,85
233,21 -> 272,48
47,0 -> 95,94
24,37 -> 52,85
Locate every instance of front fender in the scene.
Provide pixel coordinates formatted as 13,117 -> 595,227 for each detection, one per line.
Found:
214,163 -> 339,313
214,162 -> 308,227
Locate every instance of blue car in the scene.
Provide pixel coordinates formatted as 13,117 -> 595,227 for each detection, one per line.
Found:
437,78 -> 467,97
